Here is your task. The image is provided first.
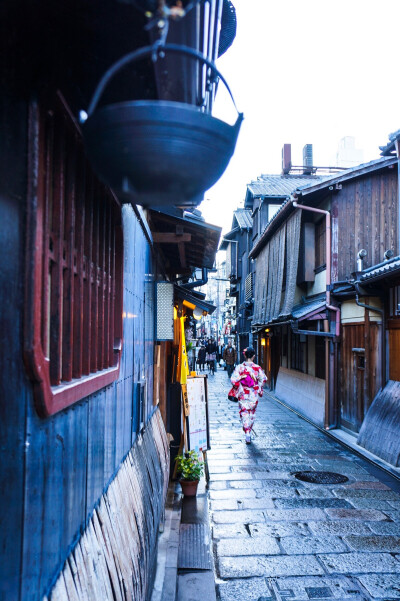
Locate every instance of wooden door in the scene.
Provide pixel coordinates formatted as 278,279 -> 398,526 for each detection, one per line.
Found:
389,321 -> 400,381
340,324 -> 365,433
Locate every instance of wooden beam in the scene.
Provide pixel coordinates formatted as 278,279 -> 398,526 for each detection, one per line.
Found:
153,233 -> 191,243
178,241 -> 187,268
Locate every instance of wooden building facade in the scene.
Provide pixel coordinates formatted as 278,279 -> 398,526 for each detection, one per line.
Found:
247,156 -> 399,446
220,209 -> 253,354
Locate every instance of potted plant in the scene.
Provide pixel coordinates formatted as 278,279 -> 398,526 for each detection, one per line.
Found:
175,450 -> 204,497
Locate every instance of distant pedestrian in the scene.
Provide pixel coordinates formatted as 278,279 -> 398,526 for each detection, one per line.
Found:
223,340 -> 237,378
197,345 -> 206,372
206,338 -> 217,374
230,347 -> 267,444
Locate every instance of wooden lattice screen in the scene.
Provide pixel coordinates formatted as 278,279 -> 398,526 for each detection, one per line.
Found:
25,93 -> 123,417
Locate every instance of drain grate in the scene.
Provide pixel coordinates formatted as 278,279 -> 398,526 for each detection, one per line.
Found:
178,523 -> 212,570
293,471 -> 349,484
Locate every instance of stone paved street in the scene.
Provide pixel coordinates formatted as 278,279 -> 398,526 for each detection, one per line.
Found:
206,368 -> 400,601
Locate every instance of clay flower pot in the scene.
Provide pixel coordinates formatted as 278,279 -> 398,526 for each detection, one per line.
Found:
175,450 -> 204,496
179,479 -> 199,497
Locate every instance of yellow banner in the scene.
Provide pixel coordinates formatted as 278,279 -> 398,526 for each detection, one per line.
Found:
179,316 -> 190,385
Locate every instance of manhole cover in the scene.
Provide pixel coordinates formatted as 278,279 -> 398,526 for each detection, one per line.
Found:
293,471 -> 349,484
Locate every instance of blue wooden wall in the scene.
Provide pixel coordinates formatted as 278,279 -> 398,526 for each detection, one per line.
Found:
0,108 -> 157,601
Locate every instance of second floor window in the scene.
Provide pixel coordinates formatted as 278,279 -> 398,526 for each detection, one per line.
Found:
25,94 -> 123,417
315,219 -> 326,269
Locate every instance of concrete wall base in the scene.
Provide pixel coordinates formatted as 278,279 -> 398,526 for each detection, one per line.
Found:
275,367 -> 325,427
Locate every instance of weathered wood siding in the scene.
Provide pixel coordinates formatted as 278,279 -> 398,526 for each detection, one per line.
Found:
336,168 -> 398,280
0,88 -> 29,601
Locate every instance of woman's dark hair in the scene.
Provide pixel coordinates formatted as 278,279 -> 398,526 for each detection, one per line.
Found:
244,347 -> 256,359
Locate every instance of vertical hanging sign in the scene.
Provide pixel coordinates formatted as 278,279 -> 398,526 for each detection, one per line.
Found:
181,383 -> 190,416
179,316 -> 189,385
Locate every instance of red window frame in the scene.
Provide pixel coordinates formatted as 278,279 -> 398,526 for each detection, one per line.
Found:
24,93 -> 123,417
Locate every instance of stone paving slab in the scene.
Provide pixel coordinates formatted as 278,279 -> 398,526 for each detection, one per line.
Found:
211,497 -> 275,511
218,554 -> 325,578
209,488 -> 256,500
257,478 -> 299,488
208,481 -> 232,491
249,522 -> 309,538
211,509 -> 266,524
356,573 -> 400,598
177,573 -> 216,601
273,497 -> 352,509
279,535 -> 348,555
313,461 -> 369,474
255,487 -> 302,499
318,551 -> 400,574
217,536 -> 280,557
344,481 -> 392,490
346,498 -> 394,510
212,524 -> 249,539
368,521 -> 400,535
378,509 -> 400,521
263,508 -> 328,521
324,508 -> 389,521
209,472 -> 254,481
295,487 -> 335,498
307,520 -> 373,535
344,535 -> 400,552
229,479 -> 266,489
217,577 -> 271,601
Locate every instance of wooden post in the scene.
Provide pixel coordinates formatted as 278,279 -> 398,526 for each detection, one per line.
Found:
202,450 -> 209,486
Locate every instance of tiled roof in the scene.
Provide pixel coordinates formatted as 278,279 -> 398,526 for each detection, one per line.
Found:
360,255 -> 400,283
292,299 -> 326,320
249,157 -> 398,260
297,157 -> 396,195
247,174 -> 327,198
234,209 -> 252,229
380,129 -> 400,156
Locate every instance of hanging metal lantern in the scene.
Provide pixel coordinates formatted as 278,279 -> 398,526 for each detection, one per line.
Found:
81,43 -> 243,208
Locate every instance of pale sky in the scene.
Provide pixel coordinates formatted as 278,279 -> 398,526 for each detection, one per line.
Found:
199,0 -> 400,233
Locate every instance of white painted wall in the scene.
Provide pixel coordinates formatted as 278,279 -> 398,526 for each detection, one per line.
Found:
275,366 -> 325,427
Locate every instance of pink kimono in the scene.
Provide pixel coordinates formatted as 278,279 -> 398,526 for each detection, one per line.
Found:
230,361 -> 267,434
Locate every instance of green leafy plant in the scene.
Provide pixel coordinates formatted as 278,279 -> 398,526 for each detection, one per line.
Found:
186,341 -> 194,352
175,450 -> 204,481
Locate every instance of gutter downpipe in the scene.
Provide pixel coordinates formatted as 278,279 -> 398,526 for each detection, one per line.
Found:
292,200 -> 340,430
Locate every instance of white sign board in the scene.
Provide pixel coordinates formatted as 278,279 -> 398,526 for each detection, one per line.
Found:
186,376 -> 209,452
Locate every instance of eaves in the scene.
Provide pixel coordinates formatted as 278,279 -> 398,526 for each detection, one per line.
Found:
296,156 -> 397,197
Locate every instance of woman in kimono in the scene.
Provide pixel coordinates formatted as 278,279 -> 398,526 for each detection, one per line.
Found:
230,347 -> 267,444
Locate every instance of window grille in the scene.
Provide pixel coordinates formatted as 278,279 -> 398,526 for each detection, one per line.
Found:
25,94 -> 123,416
245,272 -> 253,302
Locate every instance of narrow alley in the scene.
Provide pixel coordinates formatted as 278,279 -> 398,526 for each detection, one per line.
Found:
206,368 -> 400,601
